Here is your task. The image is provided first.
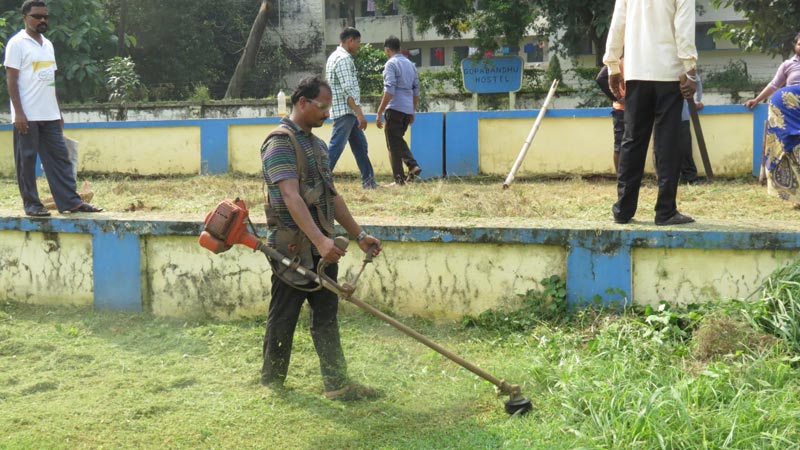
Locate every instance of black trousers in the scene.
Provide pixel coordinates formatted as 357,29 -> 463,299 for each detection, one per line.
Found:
613,80 -> 684,223
13,120 -> 81,213
384,109 -> 419,183
261,257 -> 348,391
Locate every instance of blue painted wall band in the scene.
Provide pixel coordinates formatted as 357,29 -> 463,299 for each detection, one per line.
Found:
92,231 -> 142,312
200,120 -> 230,175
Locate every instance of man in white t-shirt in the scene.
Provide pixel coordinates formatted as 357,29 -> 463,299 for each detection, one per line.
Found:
4,0 -> 102,216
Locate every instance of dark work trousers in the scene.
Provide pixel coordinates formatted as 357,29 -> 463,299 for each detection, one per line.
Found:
13,120 -> 81,213
612,109 -> 625,154
613,80 -> 684,223
678,120 -> 699,182
384,109 -> 419,183
261,257 -> 348,392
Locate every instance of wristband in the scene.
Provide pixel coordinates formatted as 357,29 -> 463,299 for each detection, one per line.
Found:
685,72 -> 697,82
355,230 -> 367,242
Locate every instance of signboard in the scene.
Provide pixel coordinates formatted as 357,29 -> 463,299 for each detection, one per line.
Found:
461,56 -> 524,94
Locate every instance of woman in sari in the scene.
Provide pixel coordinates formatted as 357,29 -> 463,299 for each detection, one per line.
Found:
745,33 -> 800,204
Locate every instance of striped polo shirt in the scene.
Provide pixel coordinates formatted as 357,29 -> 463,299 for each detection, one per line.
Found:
261,117 -> 336,253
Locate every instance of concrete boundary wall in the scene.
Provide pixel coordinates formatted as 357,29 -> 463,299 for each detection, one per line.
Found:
0,105 -> 766,178
1,215 -> 797,320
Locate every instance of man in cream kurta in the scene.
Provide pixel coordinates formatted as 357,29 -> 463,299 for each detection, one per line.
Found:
603,0 -> 698,226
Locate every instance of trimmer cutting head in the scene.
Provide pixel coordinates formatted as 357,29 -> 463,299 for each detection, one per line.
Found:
504,396 -> 533,416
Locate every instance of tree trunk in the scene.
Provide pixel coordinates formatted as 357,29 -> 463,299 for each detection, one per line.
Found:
225,0 -> 272,99
117,0 -> 127,56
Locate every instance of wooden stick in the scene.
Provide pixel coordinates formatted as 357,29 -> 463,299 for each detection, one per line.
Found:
502,79 -> 559,189
686,99 -> 714,179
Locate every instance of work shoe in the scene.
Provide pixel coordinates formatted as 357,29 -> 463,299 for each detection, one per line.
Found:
655,212 -> 695,226
324,383 -> 383,401
406,166 -> 422,182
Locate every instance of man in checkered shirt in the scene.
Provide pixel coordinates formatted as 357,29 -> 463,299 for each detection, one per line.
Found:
325,27 -> 377,189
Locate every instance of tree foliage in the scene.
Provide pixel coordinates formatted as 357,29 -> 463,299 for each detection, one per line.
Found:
0,0 -> 117,102
102,0 -> 256,100
531,0 -> 614,67
399,0 -> 535,52
399,0 -> 612,66
709,0 -> 800,59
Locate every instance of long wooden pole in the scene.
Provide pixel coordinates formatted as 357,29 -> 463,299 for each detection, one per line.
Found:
687,99 -> 714,179
503,79 -> 559,189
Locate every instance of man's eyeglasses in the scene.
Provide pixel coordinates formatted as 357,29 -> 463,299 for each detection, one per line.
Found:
308,98 -> 330,111
27,14 -> 49,20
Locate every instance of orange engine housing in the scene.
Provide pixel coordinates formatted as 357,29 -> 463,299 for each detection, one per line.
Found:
198,198 -> 262,254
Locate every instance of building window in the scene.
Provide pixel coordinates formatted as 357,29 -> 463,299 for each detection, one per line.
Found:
362,0 -> 376,16
524,42 -> 544,62
503,44 -> 520,56
383,0 -> 399,16
405,48 -> 422,67
453,46 -> 469,64
430,47 -> 445,66
696,23 -> 716,51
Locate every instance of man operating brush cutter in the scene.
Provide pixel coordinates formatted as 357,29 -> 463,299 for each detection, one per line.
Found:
199,197 -> 534,415
199,75 -> 533,413
257,75 -> 382,401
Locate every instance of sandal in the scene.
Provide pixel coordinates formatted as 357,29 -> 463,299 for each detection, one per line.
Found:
25,207 -> 51,217
63,202 -> 104,213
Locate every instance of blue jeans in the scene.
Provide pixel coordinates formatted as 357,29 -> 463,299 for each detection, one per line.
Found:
328,114 -> 376,188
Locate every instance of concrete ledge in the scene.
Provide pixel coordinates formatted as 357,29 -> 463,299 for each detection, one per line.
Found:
1,212 -> 798,320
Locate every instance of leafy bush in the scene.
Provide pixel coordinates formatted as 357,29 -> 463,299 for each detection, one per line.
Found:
461,275 -> 568,333
106,56 -> 144,103
188,84 -> 212,102
353,43 -> 387,96
545,54 -> 564,86
702,59 -> 756,102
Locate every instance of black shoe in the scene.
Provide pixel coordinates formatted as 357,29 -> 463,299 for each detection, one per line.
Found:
655,212 -> 695,226
406,166 -> 422,182
25,207 -> 51,217
614,216 -> 631,224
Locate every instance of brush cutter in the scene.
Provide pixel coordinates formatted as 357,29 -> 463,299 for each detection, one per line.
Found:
198,198 -> 533,416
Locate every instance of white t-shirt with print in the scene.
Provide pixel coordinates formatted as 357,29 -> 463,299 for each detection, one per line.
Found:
3,29 -> 61,121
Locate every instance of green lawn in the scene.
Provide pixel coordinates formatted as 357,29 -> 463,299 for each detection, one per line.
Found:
2,299 -> 799,449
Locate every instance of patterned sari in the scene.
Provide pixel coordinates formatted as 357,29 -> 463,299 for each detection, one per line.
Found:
764,84 -> 800,202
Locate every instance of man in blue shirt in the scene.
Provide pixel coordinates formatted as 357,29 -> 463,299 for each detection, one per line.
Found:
376,35 -> 422,185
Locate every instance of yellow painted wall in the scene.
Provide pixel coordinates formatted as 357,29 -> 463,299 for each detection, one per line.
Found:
143,236 -> 565,321
632,248 -> 799,307
145,235 -> 273,320
229,122 -> 397,176
0,230 -> 93,306
65,128 -> 201,175
478,113 -> 753,176
0,130 -> 13,177
346,241 -> 567,320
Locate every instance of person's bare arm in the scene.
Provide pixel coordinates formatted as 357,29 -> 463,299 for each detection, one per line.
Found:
6,67 -> 28,134
333,194 -> 381,257
745,85 -> 777,110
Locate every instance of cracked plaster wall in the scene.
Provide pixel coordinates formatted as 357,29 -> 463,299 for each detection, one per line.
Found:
633,248 -> 800,306
0,230 -> 93,306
